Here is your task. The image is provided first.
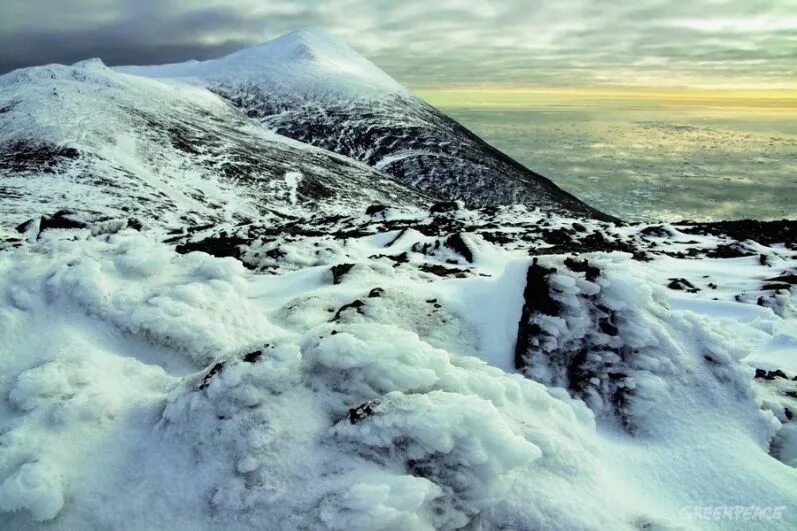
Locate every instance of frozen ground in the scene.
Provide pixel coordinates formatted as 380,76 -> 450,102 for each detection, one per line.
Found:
1,205 -> 796,530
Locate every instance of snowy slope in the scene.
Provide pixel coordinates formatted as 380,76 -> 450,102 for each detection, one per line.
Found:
118,30 -> 612,221
0,58 -> 429,232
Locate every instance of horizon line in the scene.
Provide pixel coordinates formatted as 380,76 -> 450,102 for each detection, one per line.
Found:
412,86 -> 797,110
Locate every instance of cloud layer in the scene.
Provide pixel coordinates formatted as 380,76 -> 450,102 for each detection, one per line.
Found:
1,0 -> 795,88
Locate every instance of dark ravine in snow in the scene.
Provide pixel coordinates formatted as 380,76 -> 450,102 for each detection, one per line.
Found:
1,30 -> 796,531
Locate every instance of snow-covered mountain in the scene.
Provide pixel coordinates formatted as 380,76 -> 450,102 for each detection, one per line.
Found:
119,30 -> 612,221
1,30 -> 796,531
0,57 -> 429,232
119,29 -> 407,99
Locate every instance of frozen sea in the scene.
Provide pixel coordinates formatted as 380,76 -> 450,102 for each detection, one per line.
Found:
436,103 -> 797,222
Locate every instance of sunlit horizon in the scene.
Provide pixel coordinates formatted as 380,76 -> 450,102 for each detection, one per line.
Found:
415,87 -> 797,112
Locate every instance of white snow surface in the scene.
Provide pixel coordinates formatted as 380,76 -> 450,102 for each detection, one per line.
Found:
0,205 -> 796,529
117,30 -> 408,101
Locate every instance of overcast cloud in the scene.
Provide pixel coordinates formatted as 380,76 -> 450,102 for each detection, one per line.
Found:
0,0 -> 795,88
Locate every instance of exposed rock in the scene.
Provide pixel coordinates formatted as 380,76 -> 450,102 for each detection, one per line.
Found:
198,362 -> 225,390
514,259 -> 559,370
346,400 -> 380,425
330,263 -> 355,284
667,278 -> 700,293
176,236 -> 250,262
444,233 -> 473,263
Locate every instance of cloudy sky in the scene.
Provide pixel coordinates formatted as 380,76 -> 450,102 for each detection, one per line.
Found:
1,0 -> 795,89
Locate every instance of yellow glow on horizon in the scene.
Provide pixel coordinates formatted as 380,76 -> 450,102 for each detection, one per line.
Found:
413,87 -> 797,111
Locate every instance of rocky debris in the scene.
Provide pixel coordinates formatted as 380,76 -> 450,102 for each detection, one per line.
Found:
0,140 -> 79,173
478,231 -> 515,245
511,255 -> 751,433
243,351 -> 263,363
571,222 -> 587,233
763,283 -> 793,292
0,100 -> 18,114
535,229 -> 649,261
369,252 -> 409,265
117,204 -> 792,323
766,273 -> 797,286
333,299 -> 366,320
444,233 -> 473,263
514,258 -> 642,430
418,263 -> 470,278
15,209 -> 88,237
425,298 -> 442,309
667,278 -> 700,293
564,257 -> 600,282
175,235 -> 250,263
540,227 -> 574,245
429,201 -> 460,214
330,263 -> 355,284
680,219 -> 797,249
639,225 -> 673,238
264,247 -> 287,260
755,369 -> 793,381
754,369 -> 797,467
198,362 -> 225,390
296,175 -> 334,201
346,400 -> 380,424
368,287 -> 384,298
705,243 -> 754,259
365,204 -> 387,216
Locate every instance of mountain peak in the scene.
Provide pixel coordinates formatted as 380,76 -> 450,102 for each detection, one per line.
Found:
266,31 -> 328,62
227,28 -> 370,70
116,30 -> 407,98
72,57 -> 108,70
266,28 -> 344,54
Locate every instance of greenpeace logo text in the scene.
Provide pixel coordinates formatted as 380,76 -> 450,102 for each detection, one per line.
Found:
680,505 -> 786,521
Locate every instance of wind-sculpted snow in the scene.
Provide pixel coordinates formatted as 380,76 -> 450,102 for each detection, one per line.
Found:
1,204 -> 796,529
118,30 -> 612,221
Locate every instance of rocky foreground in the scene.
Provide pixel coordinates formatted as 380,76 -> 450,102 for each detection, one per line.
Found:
0,203 -> 795,529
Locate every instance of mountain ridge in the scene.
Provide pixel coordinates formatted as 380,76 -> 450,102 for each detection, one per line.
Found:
0,58 -> 430,229
116,30 -> 616,221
